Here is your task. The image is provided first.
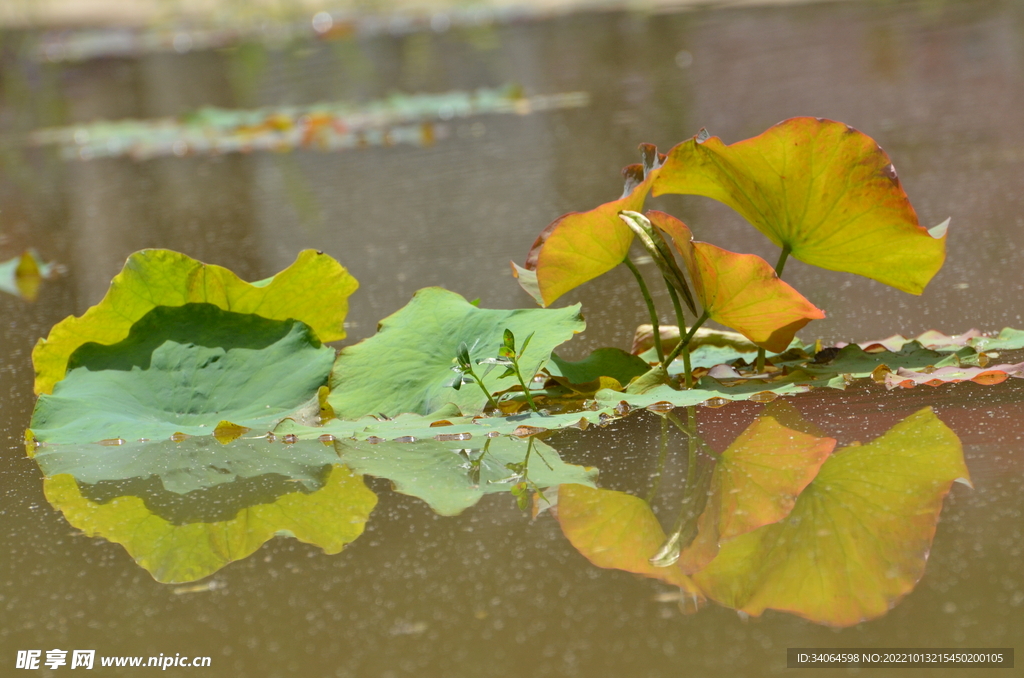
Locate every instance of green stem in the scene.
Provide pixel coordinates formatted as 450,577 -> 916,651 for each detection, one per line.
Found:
624,256 -> 664,363
512,357 -> 540,412
663,280 -> 695,389
664,310 -> 711,367
755,245 -> 792,373
464,364 -> 500,410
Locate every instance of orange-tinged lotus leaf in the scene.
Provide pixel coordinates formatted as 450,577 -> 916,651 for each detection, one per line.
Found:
691,407 -> 968,627
557,483 -> 702,596
647,211 -> 825,352
519,150 -> 661,307
678,401 -> 834,574
652,117 -> 947,294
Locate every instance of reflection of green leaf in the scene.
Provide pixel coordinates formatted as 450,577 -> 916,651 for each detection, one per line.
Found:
29,304 -> 335,444
337,436 -> 596,516
328,287 -> 585,418
44,464 -> 376,583
32,249 -> 357,395
34,436 -> 340,494
692,408 -> 968,627
556,484 -> 701,594
678,402 -> 834,574
652,118 -> 947,294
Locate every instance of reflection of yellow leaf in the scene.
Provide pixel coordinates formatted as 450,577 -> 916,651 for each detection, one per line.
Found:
692,408 -> 967,626
44,464 -> 376,583
678,401 -> 834,574
557,484 -> 702,598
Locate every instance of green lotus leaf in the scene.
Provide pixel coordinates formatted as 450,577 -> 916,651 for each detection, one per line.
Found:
691,407 -> 968,627
328,287 -> 585,419
647,211 -> 825,353
33,248 -> 357,395
546,348 -> 651,387
43,463 -> 376,583
677,401 -> 834,574
29,303 -> 335,444
652,117 -> 947,294
337,435 -> 596,516
967,327 -> 1024,352
516,150 -> 661,307
556,484 -> 702,594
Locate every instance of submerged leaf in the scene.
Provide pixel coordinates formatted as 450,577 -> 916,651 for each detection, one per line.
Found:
29,304 -> 334,444
33,249 -> 357,395
328,287 -> 584,418
652,117 -> 946,294
692,408 -> 968,626
647,211 -> 825,352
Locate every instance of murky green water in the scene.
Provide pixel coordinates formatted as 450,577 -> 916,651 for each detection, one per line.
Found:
2,0 -> 1023,675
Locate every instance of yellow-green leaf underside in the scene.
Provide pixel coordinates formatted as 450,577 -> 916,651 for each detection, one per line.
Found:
649,211 -> 825,352
653,117 -> 946,294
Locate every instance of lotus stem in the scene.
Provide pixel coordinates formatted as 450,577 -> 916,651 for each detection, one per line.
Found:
623,255 -> 665,363
664,282 -> 695,388
513,358 -> 540,412
755,245 -> 793,373
663,310 -> 710,367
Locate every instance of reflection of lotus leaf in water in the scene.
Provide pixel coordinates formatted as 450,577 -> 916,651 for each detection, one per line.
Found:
337,435 -> 597,517
33,437 -> 341,495
42,463 -> 376,584
556,405 -> 967,627
693,407 -> 968,626
29,303 -> 335,444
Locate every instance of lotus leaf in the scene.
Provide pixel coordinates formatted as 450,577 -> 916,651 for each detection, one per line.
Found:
691,408 -> 968,626
29,303 -> 335,444
646,211 -> 825,353
328,287 -> 585,418
652,117 -> 947,294
515,151 -> 660,307
546,348 -> 651,387
33,248 -> 356,395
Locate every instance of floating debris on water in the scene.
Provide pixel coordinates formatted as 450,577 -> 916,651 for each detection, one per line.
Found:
29,87 -> 590,162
